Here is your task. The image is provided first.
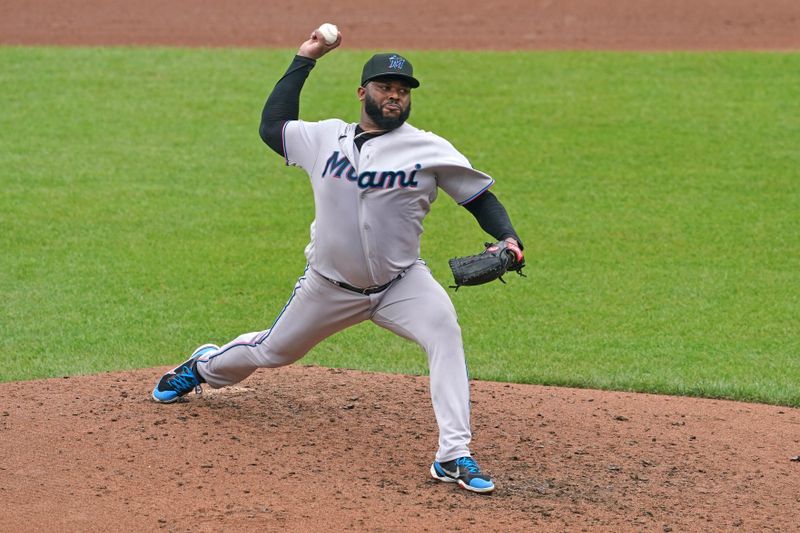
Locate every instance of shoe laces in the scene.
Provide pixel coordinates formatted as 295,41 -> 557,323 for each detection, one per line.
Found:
168,366 -> 201,394
455,456 -> 481,474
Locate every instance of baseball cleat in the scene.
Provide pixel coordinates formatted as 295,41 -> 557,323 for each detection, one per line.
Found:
151,344 -> 218,403
430,456 -> 495,494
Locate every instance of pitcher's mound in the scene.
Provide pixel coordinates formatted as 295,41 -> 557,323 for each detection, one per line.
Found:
1,365 -> 797,531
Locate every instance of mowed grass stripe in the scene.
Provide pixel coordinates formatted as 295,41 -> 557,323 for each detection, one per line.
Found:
1,47 -> 798,405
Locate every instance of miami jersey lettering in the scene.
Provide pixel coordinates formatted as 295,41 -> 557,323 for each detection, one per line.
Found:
322,151 -> 421,189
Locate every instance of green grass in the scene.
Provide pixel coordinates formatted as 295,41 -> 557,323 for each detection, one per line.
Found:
1,47 -> 798,406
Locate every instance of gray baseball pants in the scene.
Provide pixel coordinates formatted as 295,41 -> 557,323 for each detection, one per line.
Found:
196,260 -> 472,462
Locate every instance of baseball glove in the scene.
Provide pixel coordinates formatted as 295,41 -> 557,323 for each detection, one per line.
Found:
448,240 -> 525,290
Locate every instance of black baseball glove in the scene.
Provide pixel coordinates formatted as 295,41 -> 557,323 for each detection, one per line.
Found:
448,240 -> 525,290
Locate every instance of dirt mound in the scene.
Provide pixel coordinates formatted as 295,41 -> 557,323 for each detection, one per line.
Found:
1,366 -> 798,531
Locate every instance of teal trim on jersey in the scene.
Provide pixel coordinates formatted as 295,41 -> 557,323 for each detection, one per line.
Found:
281,120 -> 292,166
459,180 -> 495,205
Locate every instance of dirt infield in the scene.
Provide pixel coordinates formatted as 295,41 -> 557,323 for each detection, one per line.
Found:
2,1 -> 799,531
2,0 -> 799,50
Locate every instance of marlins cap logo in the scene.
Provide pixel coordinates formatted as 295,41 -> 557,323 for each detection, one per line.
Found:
361,52 -> 419,87
388,55 -> 406,70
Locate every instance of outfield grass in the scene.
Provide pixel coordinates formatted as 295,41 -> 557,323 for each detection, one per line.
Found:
1,47 -> 798,406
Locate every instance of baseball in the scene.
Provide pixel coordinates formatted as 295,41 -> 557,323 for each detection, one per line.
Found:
318,23 -> 339,45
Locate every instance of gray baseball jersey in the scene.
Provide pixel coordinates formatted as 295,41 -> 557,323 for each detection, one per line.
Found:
283,119 -> 494,287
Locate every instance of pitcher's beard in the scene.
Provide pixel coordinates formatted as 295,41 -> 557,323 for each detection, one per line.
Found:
364,94 -> 411,131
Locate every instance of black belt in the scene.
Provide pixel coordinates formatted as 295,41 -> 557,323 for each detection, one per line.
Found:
322,273 -> 403,295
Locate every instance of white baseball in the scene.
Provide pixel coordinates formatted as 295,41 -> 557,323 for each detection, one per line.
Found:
318,23 -> 339,45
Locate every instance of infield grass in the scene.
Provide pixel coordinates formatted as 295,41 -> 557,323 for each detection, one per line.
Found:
1,47 -> 798,406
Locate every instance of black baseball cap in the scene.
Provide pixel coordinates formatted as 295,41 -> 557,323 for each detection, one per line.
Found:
361,53 -> 420,88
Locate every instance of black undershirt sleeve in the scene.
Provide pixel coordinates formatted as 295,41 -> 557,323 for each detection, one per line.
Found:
259,55 -> 317,156
463,191 -> 524,249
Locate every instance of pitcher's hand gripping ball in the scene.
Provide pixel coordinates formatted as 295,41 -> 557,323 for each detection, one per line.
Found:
317,23 -> 339,44
449,240 -> 525,289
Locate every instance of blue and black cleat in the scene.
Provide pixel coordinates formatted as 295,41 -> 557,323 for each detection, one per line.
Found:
430,456 -> 495,494
151,344 -> 218,403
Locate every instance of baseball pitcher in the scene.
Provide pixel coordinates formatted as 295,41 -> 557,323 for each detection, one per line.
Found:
152,27 -> 524,494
